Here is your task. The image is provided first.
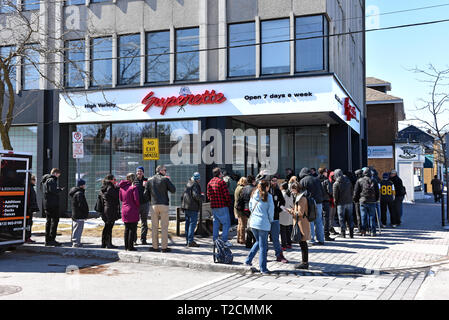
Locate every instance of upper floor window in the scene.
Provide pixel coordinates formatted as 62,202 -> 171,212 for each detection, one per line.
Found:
296,15 -> 328,73
176,28 -> 199,81
65,39 -> 85,88
90,0 -> 111,3
261,19 -> 290,75
118,34 -> 140,85
228,22 -> 255,77
0,45 -> 16,91
22,0 -> 39,11
0,0 -> 17,13
146,31 -> 170,83
22,44 -> 40,90
66,0 -> 85,5
91,37 -> 112,87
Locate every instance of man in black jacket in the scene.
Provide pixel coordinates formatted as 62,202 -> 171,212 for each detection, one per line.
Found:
41,168 -> 64,246
299,167 -> 325,245
333,169 -> 354,238
145,165 -> 176,252
26,175 -> 39,243
69,179 -> 89,247
353,168 -> 380,236
269,176 -> 288,263
390,170 -> 406,225
430,175 -> 443,203
181,172 -> 203,247
319,168 -> 335,241
134,166 -> 149,245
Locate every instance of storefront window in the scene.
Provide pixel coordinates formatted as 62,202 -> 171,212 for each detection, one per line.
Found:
278,127 -> 294,178
261,19 -> 290,75
176,28 -> 199,81
112,122 -> 156,181
22,44 -> 40,90
231,120 -> 246,178
0,45 -> 16,91
118,34 -> 140,85
294,126 -> 329,171
9,126 -> 37,177
228,22 -> 255,77
91,37 -> 112,87
68,124 -> 111,210
146,31 -> 170,83
65,39 -> 85,88
296,15 -> 327,72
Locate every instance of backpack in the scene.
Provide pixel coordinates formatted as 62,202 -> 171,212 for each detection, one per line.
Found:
213,239 -> 233,264
362,177 -> 377,201
302,191 -> 317,222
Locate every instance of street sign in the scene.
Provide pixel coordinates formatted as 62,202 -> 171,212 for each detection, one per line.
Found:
73,142 -> 84,159
72,131 -> 83,143
143,138 -> 159,160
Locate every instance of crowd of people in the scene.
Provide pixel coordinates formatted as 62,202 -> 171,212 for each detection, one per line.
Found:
31,164 -> 407,274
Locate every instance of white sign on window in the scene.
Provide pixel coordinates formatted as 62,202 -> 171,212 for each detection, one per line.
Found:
368,146 -> 393,159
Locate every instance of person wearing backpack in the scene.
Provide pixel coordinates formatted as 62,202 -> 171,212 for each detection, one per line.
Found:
100,174 -> 120,249
244,180 -> 274,274
41,168 -> 64,247
234,177 -> 248,244
69,179 -> 89,248
134,166 -> 149,245
299,167 -> 325,245
353,168 -> 380,236
181,172 -> 203,247
289,182 -> 311,269
333,169 -> 354,238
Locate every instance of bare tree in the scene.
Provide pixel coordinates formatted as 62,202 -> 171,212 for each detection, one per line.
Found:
409,64 -> 449,216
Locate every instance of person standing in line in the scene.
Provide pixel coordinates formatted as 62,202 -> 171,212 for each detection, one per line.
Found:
310,168 -> 318,177
145,165 -> 176,252
69,179 -> 89,248
280,182 -> 294,250
223,171 -> 238,227
299,167 -> 325,245
390,170 -> 406,225
244,180 -> 274,274
26,175 -> 39,243
207,167 -> 233,247
100,174 -> 120,249
134,166 -> 150,245
354,169 -> 363,232
289,182 -> 311,270
41,168 -> 64,247
431,175 -> 443,203
234,177 -> 248,244
269,175 -> 288,263
353,168 -> 380,236
379,172 -> 397,228
328,171 -> 339,236
333,169 -> 355,238
318,168 -> 335,242
242,175 -> 257,248
285,168 -> 294,182
181,172 -> 203,247
119,173 -> 140,251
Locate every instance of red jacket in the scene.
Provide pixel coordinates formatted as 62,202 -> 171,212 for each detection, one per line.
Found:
119,180 -> 140,223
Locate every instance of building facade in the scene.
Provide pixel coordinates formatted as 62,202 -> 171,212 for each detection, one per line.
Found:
0,0 -> 366,213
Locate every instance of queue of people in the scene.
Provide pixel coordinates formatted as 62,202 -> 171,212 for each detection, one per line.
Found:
38,164 -> 406,274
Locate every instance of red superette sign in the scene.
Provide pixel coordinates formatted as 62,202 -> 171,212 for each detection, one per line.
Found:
344,97 -> 357,122
142,89 -> 227,115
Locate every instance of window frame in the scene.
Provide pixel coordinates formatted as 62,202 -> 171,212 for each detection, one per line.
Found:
21,43 -> 40,91
64,39 -> 86,88
227,20 -> 256,79
145,29 -> 171,85
90,36 -> 113,88
174,26 -> 200,82
260,17 -> 291,76
117,33 -> 141,86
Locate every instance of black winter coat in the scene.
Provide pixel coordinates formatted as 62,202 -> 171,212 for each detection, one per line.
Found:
69,187 -> 89,220
391,175 -> 406,197
145,173 -> 176,206
353,176 -> 380,204
269,186 -> 285,220
319,174 -> 331,202
41,174 -> 62,214
181,180 -> 202,212
100,182 -> 120,223
333,176 -> 354,205
134,176 -> 148,205
29,183 -> 40,213
299,168 -> 324,204
242,185 -> 256,211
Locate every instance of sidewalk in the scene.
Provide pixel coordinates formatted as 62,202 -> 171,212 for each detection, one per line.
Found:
19,198 -> 449,275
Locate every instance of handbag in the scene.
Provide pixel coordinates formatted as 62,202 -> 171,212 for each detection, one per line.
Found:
94,194 -> 104,213
291,214 -> 301,243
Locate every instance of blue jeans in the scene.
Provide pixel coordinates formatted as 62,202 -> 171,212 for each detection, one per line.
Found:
184,210 -> 198,244
337,203 -> 354,232
212,207 -> 231,242
310,203 -> 324,243
245,228 -> 269,273
270,220 -> 282,257
360,203 -> 377,234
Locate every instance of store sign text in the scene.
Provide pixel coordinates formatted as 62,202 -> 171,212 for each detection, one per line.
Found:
344,98 -> 357,122
142,89 -> 227,115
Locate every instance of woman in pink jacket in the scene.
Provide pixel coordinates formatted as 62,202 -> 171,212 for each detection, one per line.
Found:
119,173 -> 140,251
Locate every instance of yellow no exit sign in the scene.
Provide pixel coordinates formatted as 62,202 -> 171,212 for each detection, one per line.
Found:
143,138 -> 160,160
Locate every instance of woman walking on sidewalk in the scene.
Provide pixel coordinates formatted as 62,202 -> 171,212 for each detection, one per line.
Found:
119,173 -> 140,251
289,182 -> 311,270
100,174 -> 120,249
244,180 -> 274,274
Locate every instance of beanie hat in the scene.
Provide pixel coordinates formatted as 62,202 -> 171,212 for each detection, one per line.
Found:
77,179 -> 86,187
193,172 -> 201,181
382,172 -> 390,180
137,166 -> 144,173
